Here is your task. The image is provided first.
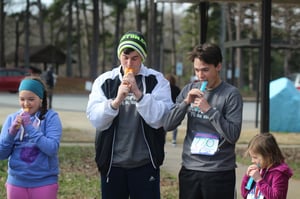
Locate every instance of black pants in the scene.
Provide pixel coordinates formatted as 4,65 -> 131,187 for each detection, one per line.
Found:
48,88 -> 53,109
179,166 -> 236,199
101,163 -> 160,199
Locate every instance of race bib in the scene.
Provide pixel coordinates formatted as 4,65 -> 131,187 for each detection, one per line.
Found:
246,186 -> 264,199
190,132 -> 219,155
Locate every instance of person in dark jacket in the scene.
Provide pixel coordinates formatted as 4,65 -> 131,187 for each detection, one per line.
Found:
165,74 -> 181,146
42,66 -> 55,109
86,31 -> 173,199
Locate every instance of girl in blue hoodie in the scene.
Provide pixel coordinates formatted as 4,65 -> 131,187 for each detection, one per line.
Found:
0,77 -> 62,199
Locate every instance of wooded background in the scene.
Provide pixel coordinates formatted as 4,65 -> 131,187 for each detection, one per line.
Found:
0,0 -> 300,92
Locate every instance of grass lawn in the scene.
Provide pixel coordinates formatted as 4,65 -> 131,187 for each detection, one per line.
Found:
0,124 -> 178,198
0,77 -> 299,198
0,145 -> 178,199
1,128 -> 299,198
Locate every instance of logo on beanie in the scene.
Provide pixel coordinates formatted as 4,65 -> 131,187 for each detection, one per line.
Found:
117,31 -> 147,61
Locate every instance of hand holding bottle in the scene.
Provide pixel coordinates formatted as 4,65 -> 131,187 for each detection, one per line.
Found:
9,116 -> 22,135
21,111 -> 32,126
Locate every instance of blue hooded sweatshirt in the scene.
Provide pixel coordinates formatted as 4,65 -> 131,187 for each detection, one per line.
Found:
0,109 -> 62,188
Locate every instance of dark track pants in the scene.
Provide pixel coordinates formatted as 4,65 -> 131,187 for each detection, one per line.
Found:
100,163 -> 160,199
179,166 -> 236,199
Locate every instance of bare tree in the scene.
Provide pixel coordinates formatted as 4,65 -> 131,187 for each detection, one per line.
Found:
247,4 -> 257,91
14,15 -> 20,68
147,0 -> 158,69
134,0 -> 141,31
24,0 -> 30,68
0,0 -> 5,67
235,3 -> 242,87
75,0 -> 83,77
159,2 -> 165,73
36,0 -> 45,45
225,4 -> 236,84
102,0 -> 130,67
66,0 -> 73,77
90,0 -> 99,80
170,2 -> 176,74
82,0 -> 91,75
273,5 -> 299,75
99,0 -> 106,73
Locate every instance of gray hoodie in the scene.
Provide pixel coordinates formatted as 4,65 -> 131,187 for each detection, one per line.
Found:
164,81 -> 243,172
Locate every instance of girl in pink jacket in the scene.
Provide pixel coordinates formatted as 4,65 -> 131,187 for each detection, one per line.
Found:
241,133 -> 293,199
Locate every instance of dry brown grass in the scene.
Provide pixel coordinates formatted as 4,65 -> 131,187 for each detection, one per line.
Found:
166,127 -> 300,146
62,128 -> 95,143
63,125 -> 300,146
239,129 -> 300,145
54,77 -> 90,94
56,77 -> 300,146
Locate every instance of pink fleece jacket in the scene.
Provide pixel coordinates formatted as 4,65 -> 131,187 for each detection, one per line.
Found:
241,162 -> 293,199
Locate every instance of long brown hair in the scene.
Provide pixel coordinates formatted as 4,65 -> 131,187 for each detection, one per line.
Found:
245,133 -> 284,168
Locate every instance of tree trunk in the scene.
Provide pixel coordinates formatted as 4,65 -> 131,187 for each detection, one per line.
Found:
66,0 -> 73,77
24,0 -> 30,68
248,7 -> 256,91
159,2 -> 165,73
90,0 -> 99,80
283,6 -> 293,76
37,0 -> 45,45
112,5 -> 121,67
220,3 -> 227,80
134,0 -> 141,31
235,4 -> 242,88
100,0 -> 106,73
0,1 -> 5,67
148,0 -> 158,69
15,16 -> 20,68
225,4 -> 233,83
170,3 -> 176,74
75,0 -> 83,77
82,0 -> 92,76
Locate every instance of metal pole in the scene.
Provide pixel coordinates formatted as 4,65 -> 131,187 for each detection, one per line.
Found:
260,0 -> 272,133
199,2 -> 209,44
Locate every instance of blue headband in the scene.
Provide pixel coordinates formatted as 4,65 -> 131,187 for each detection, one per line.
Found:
18,79 -> 44,99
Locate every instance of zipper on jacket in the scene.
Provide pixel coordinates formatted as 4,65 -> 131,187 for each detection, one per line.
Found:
140,75 -> 156,169
141,121 -> 157,169
105,128 -> 116,183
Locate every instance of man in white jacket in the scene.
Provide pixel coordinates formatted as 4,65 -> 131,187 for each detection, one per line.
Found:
86,31 -> 173,199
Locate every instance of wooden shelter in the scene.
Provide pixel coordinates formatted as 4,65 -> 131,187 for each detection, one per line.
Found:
5,44 -> 76,74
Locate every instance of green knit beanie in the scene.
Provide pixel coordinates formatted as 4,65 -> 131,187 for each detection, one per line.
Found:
117,31 -> 147,61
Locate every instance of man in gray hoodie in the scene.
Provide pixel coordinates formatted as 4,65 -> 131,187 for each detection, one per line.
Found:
164,43 -> 243,199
